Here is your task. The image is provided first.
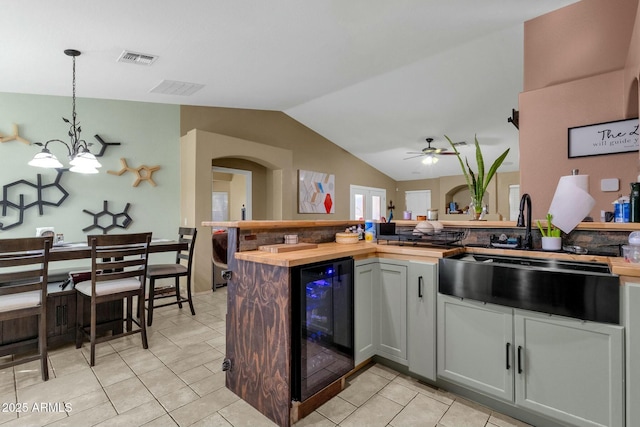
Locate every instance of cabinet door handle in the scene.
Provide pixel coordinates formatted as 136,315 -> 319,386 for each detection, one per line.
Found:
506,342 -> 511,370
418,276 -> 423,298
517,345 -> 523,374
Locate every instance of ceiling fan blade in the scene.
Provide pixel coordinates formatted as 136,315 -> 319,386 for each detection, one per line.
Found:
439,151 -> 458,155
405,151 -> 425,155
403,154 -> 425,160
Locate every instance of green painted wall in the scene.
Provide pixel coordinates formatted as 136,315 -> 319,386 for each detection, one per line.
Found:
0,92 -> 180,267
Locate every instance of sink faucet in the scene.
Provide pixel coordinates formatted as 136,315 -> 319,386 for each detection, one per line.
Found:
517,193 -> 532,249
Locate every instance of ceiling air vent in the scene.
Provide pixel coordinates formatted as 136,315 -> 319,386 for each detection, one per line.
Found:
117,50 -> 158,66
149,80 -> 205,96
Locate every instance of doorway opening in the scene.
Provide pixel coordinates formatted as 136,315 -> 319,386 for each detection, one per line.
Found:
212,166 -> 252,221
349,185 -> 386,221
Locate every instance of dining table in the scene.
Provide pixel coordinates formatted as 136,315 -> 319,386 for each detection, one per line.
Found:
0,238 -> 188,354
49,238 -> 188,262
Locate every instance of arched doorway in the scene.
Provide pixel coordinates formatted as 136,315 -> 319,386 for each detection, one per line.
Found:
180,129 -> 294,292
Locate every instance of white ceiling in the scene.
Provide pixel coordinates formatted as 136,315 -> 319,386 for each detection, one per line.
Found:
0,0 -> 579,181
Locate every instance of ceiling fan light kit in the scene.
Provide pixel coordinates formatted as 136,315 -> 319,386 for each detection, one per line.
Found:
405,137 -> 460,164
422,154 -> 438,165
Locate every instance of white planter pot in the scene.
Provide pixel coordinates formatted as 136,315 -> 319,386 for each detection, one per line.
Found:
541,236 -> 562,251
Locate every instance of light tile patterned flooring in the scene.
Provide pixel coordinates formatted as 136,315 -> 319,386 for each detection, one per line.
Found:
0,288 -> 532,427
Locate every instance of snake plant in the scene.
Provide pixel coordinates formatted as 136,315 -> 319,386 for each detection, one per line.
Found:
445,135 -> 510,215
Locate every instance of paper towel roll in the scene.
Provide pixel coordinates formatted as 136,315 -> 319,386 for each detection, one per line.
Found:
548,174 -> 595,233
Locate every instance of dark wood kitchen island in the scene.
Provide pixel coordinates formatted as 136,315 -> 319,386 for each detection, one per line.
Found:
203,220 -> 458,427
225,243 -> 378,427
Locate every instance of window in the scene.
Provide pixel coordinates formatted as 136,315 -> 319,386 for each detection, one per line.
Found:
509,185 -> 520,221
405,190 -> 431,219
350,185 -> 386,221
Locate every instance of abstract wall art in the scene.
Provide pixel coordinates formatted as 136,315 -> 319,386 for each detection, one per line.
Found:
298,169 -> 335,214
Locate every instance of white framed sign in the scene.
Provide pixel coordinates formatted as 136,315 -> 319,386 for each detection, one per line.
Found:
568,117 -> 639,158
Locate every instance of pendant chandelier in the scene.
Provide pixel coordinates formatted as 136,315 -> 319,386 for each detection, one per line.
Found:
29,49 -> 101,174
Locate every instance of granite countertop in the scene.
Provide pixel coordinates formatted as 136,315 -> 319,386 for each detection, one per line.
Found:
232,240 -> 640,278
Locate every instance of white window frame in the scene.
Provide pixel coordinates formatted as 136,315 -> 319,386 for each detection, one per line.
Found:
350,185 -> 386,221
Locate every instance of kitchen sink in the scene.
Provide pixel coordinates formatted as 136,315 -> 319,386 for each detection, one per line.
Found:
468,253 -> 611,274
439,253 -> 620,324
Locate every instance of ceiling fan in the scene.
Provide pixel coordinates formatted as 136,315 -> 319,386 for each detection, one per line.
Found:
404,138 -> 463,164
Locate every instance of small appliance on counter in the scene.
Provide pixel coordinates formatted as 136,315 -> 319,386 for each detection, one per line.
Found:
376,222 -> 396,237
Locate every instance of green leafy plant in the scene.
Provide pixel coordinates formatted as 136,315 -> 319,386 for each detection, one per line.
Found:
445,135 -> 510,215
537,213 -> 561,237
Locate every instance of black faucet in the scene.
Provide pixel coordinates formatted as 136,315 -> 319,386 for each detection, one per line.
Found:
517,193 -> 532,249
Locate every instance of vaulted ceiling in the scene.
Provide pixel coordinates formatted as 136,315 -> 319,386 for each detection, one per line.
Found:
0,0 -> 579,180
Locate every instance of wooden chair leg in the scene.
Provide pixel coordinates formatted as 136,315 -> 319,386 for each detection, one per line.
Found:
212,261 -> 216,292
186,277 -> 195,316
147,278 -> 155,326
139,288 -> 148,349
76,292 -> 84,349
126,297 -> 133,332
39,313 -> 49,381
90,297 -> 97,367
136,286 -> 142,319
175,277 -> 183,309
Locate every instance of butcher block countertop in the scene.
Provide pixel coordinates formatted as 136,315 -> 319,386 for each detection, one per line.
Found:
203,219 -> 640,231
233,242 -> 462,267
205,220 -> 640,277
232,240 -> 640,278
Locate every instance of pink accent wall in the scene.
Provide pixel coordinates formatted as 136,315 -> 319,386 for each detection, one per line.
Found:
521,0 -> 640,220
524,0 -> 636,91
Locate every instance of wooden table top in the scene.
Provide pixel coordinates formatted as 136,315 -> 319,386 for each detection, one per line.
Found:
49,239 -> 187,262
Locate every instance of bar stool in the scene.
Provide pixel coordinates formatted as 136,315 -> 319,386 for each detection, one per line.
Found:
0,237 -> 52,381
144,227 -> 197,326
211,231 -> 228,291
75,232 -> 152,366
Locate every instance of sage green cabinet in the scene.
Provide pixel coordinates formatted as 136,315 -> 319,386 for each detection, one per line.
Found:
437,294 -> 514,401
354,259 -> 377,366
354,259 -> 408,366
623,280 -> 640,427
376,262 -> 408,364
514,310 -> 624,427
407,260 -> 437,381
437,294 -> 624,427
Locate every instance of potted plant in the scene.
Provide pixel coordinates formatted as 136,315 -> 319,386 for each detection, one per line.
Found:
445,135 -> 510,220
537,213 -> 562,250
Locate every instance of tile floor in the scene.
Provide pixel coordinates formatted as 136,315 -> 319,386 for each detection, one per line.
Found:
0,288 -> 532,427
